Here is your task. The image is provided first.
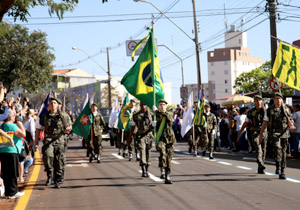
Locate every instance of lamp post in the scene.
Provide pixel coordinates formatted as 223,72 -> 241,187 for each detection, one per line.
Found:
158,44 -> 184,86
72,46 -> 112,108
134,0 -> 202,94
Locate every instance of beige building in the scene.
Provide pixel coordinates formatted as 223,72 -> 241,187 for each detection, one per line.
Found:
185,81 -> 215,103
207,26 -> 263,104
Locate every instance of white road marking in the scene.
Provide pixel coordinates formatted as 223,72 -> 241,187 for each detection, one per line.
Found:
286,178 -> 300,183
139,170 -> 163,182
236,166 -> 252,170
264,172 -> 274,176
112,153 -> 124,159
171,160 -> 180,165
67,163 -> 88,168
74,160 -> 89,163
218,161 -> 232,166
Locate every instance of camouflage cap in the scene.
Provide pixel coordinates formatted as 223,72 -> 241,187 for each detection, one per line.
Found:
254,95 -> 263,100
49,97 -> 62,104
92,103 -> 99,108
274,92 -> 283,99
204,104 -> 210,108
158,99 -> 168,105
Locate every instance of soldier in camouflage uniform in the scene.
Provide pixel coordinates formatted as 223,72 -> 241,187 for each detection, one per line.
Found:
155,99 -> 175,184
238,95 -> 267,174
40,97 -> 72,188
204,104 -> 217,159
131,102 -> 153,177
88,103 -> 106,163
259,92 -> 295,179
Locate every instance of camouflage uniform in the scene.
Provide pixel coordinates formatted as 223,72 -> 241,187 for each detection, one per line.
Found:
62,112 -> 72,181
205,112 -> 217,157
246,107 -> 267,172
156,110 -> 175,176
88,112 -> 106,162
265,104 -> 293,178
40,111 -> 71,186
194,125 -> 208,156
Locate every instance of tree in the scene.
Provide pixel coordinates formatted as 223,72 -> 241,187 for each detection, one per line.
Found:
0,22 -> 55,93
101,85 -> 121,107
0,0 -> 109,22
234,61 -> 293,95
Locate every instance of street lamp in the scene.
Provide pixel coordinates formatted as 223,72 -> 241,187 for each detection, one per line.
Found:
72,46 -> 112,108
134,0 -> 202,94
158,44 -> 184,86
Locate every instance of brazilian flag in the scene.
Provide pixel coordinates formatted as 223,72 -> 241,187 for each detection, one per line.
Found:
121,28 -> 164,109
193,90 -> 206,126
117,94 -> 132,131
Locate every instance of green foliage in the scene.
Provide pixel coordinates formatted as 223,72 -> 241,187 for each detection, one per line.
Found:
234,61 -> 293,95
0,22 -> 55,93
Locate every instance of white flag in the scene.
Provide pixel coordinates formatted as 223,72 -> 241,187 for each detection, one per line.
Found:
82,92 -> 89,110
181,92 -> 194,137
109,96 -> 120,128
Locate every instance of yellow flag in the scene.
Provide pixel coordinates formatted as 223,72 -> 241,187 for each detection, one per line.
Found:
273,41 -> 300,90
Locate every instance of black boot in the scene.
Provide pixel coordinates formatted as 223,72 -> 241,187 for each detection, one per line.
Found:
160,168 -> 165,179
188,145 -> 192,153
141,165 -> 146,177
202,150 -> 206,157
89,152 -> 93,163
45,175 -> 52,186
275,162 -> 280,174
279,168 -> 286,179
97,154 -> 101,163
86,151 -> 89,157
257,164 -> 265,174
145,165 -> 149,177
165,169 -> 172,184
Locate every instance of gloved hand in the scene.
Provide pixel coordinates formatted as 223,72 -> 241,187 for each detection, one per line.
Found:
212,130 -> 216,135
152,121 -> 157,127
152,105 -> 158,112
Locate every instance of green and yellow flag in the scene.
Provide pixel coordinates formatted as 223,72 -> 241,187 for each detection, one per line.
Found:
192,90 -> 206,126
273,41 -> 300,90
72,102 -> 93,140
121,28 -> 164,108
117,94 -> 133,131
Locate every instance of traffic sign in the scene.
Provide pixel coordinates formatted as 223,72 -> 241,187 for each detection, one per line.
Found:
269,77 -> 283,92
180,86 -> 188,99
125,39 -> 157,57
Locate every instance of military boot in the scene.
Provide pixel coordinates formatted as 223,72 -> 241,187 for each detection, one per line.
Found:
194,150 -> 197,157
136,153 -> 140,161
275,162 -> 280,174
86,151 -> 89,157
209,152 -> 214,159
257,164 -> 265,174
54,181 -> 61,189
45,175 -> 52,186
279,168 -> 286,179
89,152 -> 93,163
97,154 -> 101,163
188,144 -> 192,153
160,167 -> 165,179
202,150 -> 206,157
165,169 -> 172,184
129,153 -> 133,161
118,149 -> 121,156
141,165 -> 146,177
145,165 -> 149,177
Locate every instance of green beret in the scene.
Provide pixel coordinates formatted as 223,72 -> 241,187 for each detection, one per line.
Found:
204,104 -> 210,108
274,92 -> 283,99
158,99 -> 168,105
50,97 -> 62,104
254,95 -> 263,100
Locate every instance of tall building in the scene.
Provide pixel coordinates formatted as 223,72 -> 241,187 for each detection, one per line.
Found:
185,81 -> 216,103
207,25 -> 263,104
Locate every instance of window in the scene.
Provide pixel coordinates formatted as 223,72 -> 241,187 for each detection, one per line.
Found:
211,80 -> 215,84
211,62 -> 215,66
224,70 -> 229,75
225,80 -> 228,84
225,89 -> 228,93
223,52 -> 226,56
211,71 -> 215,75
210,52 -> 214,57
224,61 -> 228,65
239,39 -> 241,44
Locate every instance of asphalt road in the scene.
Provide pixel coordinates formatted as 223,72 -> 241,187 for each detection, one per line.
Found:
25,138 -> 300,210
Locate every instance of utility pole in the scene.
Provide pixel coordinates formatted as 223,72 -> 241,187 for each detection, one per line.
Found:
107,47 -> 112,108
268,0 -> 278,67
192,0 -> 202,95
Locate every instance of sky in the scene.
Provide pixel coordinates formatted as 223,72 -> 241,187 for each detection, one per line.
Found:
3,0 -> 300,104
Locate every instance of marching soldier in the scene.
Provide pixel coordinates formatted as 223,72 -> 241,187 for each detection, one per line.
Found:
131,102 -> 153,177
259,92 -> 295,179
88,103 -> 106,163
238,95 -> 267,174
154,99 -> 175,184
204,104 -> 217,159
40,97 -> 72,188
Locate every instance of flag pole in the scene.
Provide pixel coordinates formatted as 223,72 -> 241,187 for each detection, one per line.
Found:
151,14 -> 157,140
